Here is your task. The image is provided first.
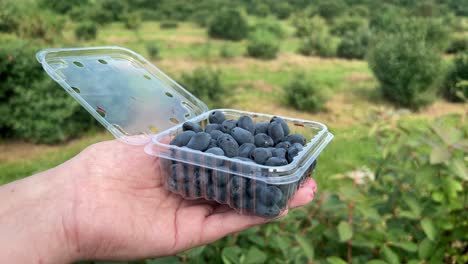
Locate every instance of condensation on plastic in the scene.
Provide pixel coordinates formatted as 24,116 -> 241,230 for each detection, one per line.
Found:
37,46 -> 334,217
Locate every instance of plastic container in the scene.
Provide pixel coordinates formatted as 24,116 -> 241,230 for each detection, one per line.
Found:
37,46 -> 333,218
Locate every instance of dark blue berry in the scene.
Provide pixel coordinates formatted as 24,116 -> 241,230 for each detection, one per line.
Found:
271,116 -> 290,136
292,142 -> 304,151
287,146 -> 300,163
267,121 -> 284,144
207,139 -> 218,149
272,148 -> 286,159
238,143 -> 256,158
255,203 -> 281,218
209,130 -> 223,140
182,121 -> 203,133
252,148 -> 272,165
285,133 -> 306,146
265,157 -> 288,166
186,132 -> 211,151
237,115 -> 255,134
231,127 -> 254,145
221,119 -> 237,133
275,141 -> 291,150
170,131 -> 195,147
254,133 -> 274,148
255,184 -> 284,206
205,147 -> 224,156
209,111 -> 226,124
217,134 -> 239,157
205,123 -> 222,133
254,122 -> 269,135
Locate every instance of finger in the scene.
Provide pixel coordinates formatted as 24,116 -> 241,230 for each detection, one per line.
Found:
201,210 -> 271,244
289,178 -> 317,208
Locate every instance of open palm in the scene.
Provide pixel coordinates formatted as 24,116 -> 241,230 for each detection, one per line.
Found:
69,140 -> 317,261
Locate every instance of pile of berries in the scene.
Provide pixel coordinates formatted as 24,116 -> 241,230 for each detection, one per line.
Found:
165,111 -> 314,218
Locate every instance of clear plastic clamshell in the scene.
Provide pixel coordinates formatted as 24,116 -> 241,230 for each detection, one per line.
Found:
37,46 -> 334,218
36,46 -> 208,145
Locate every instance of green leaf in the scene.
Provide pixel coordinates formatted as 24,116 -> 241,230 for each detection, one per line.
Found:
381,245 -> 400,264
222,246 -> 242,264
327,256 -> 347,264
430,146 -> 451,164
404,196 -> 422,217
391,241 -> 418,252
449,159 -> 468,180
444,177 -> 463,199
407,260 -> 420,264
418,239 -> 434,259
338,221 -> 353,242
296,234 -> 314,260
366,260 -> 388,264
421,218 -> 436,241
146,257 -> 182,264
186,245 -> 206,258
244,247 -> 267,264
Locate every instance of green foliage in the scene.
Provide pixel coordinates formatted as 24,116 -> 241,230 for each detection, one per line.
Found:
146,43 -> 160,60
246,30 -> 280,60
219,44 -> 236,59
446,36 -> 468,54
168,114 -> 467,263
337,28 -> 370,59
0,41 -> 96,143
442,52 -> 468,102
368,19 -> 443,109
159,21 -> 178,29
16,10 -> 65,43
122,12 -> 142,30
297,16 -> 338,57
272,2 -> 293,20
0,0 -> 21,33
284,73 -> 328,112
39,0 -> 86,14
331,16 -> 368,36
252,18 -> 285,38
315,0 -> 347,20
208,9 -> 248,41
75,21 -> 98,41
178,68 -> 229,108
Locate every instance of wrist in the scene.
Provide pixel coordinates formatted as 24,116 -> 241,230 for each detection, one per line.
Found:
0,161 -> 82,263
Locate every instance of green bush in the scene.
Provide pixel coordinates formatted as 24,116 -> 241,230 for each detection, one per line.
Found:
17,11 -> 65,43
178,68 -> 229,108
284,73 -> 328,112
208,9 -> 248,41
367,20 -> 442,109
316,0 -> 347,20
446,36 -> 468,54
146,43 -> 160,60
442,52 -> 468,102
0,41 -> 96,143
246,30 -> 280,60
252,18 -> 285,38
160,21 -> 178,29
39,0 -> 86,14
219,44 -> 236,59
0,0 -> 21,33
75,21 -> 97,41
337,28 -> 370,59
272,2 -> 292,20
123,12 -> 141,30
331,16 -> 368,36
297,16 -> 338,57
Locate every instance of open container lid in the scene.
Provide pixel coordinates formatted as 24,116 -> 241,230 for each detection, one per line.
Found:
36,46 -> 208,145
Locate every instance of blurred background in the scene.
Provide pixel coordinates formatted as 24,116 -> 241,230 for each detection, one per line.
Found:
0,0 -> 467,263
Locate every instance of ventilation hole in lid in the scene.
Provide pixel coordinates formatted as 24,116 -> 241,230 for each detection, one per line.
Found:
148,125 -> 160,133
184,113 -> 190,118
294,123 -> 305,127
73,61 -> 84,67
98,59 -> 108,64
71,87 -> 80,93
169,117 -> 179,124
165,92 -> 173,97
143,74 -> 151,80
182,101 -> 193,109
96,106 -> 106,117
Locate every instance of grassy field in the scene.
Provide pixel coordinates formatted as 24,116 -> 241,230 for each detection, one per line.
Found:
1,20 -> 465,188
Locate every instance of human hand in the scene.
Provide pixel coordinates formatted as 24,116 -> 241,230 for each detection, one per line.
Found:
0,140 -> 317,263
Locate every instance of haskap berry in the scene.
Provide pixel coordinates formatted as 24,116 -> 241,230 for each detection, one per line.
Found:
167,112 -> 313,218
